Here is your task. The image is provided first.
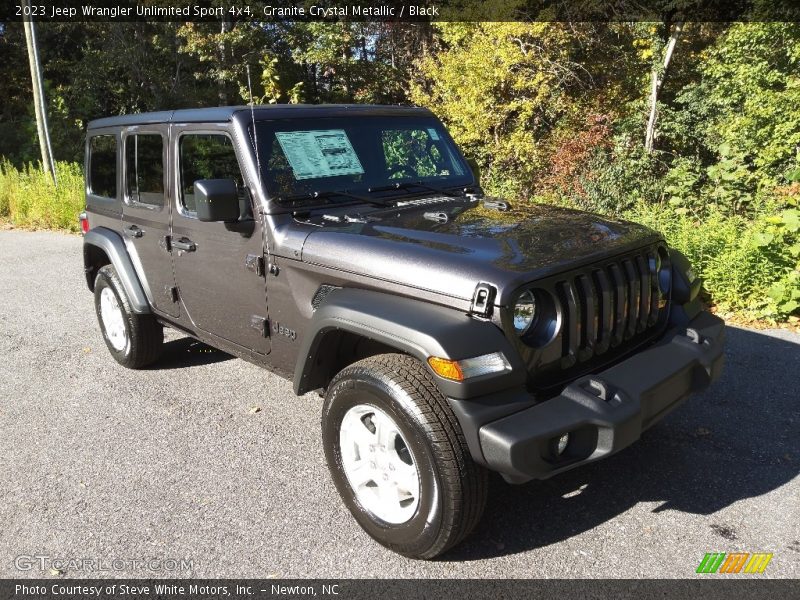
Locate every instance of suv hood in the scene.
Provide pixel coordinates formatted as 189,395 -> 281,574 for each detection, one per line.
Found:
299,201 -> 662,305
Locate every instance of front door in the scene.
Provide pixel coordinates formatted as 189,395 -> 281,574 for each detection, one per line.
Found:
170,124 -> 270,355
120,126 -> 179,317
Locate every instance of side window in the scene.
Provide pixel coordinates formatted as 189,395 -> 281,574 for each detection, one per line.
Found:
381,128 -> 464,179
179,134 -> 244,215
125,134 -> 164,206
89,135 -> 117,198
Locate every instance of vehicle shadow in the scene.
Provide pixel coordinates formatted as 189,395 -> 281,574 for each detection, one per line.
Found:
148,337 -> 234,370
445,326 -> 800,561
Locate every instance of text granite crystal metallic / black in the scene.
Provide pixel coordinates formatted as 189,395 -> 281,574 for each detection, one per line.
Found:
80,104 -> 725,559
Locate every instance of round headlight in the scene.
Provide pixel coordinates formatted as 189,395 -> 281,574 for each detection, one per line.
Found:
513,290 -> 537,335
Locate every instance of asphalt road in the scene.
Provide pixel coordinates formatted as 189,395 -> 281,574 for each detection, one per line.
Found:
0,229 -> 798,579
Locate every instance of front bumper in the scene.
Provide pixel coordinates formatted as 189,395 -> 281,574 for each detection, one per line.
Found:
457,310 -> 725,483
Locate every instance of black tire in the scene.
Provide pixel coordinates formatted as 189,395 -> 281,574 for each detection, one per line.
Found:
321,354 -> 488,559
94,264 -> 163,368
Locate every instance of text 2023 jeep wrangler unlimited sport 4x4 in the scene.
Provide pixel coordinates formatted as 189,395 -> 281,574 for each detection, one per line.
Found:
81,105 -> 724,559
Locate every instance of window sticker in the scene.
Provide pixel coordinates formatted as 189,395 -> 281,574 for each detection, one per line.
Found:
427,128 -> 440,141
275,129 -> 364,180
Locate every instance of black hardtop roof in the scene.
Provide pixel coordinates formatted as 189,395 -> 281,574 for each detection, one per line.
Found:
87,104 -> 434,130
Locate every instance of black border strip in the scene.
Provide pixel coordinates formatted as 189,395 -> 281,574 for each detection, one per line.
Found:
2,579 -> 797,600
2,0 -> 800,23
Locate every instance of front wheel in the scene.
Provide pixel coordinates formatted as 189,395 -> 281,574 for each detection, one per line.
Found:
321,354 -> 487,559
94,264 -> 163,368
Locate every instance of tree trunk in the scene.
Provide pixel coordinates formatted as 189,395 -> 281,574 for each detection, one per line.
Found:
645,22 -> 684,153
22,0 -> 56,184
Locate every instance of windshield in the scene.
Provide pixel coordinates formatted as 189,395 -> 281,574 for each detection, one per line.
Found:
252,116 -> 472,203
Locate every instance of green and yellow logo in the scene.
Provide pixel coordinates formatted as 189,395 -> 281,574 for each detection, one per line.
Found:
696,552 -> 773,574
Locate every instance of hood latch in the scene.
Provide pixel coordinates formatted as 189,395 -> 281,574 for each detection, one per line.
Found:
470,283 -> 496,317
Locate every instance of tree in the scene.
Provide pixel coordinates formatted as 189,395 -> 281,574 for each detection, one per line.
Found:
644,22 -> 684,153
410,22 -> 597,197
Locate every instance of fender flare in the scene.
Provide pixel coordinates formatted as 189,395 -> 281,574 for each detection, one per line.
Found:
83,227 -> 151,314
293,287 -> 526,399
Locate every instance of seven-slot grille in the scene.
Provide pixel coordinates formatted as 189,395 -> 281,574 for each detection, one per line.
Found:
555,248 -> 665,368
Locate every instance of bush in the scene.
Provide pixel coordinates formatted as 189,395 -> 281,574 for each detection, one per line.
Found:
0,160 -> 84,232
626,200 -> 800,320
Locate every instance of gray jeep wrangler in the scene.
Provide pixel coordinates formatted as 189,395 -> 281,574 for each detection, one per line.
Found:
81,105 -> 724,559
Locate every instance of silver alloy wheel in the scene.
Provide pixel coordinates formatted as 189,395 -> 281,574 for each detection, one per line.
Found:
99,287 -> 128,352
339,404 -> 420,524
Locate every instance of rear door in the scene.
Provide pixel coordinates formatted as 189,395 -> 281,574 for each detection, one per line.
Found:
169,123 -> 270,355
120,126 -> 179,317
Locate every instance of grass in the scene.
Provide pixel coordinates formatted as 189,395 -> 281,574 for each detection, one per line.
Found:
0,160 -> 84,232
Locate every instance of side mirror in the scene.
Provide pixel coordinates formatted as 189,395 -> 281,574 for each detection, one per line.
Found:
466,157 -> 481,186
194,179 -> 240,222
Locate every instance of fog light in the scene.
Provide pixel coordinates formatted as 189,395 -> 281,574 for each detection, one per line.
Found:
557,433 -> 570,455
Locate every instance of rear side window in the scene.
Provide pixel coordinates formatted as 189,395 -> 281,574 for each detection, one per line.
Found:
179,134 -> 244,214
89,135 -> 117,198
125,134 -> 164,206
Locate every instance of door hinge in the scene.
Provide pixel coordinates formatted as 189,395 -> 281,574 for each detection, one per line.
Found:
165,286 -> 178,303
245,253 -> 265,277
250,315 -> 269,337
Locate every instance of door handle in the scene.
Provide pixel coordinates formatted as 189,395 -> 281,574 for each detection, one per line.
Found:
172,238 -> 196,252
125,225 -> 144,238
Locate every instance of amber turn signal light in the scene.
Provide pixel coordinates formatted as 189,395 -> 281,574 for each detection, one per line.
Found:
427,356 -> 464,381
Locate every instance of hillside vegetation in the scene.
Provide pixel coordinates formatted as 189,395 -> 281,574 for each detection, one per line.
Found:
1,21 -> 797,320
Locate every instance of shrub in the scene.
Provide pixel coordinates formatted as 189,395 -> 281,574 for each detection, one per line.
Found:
0,160 -> 84,232
626,200 -> 800,320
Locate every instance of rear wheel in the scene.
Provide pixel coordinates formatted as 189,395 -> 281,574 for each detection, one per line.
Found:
321,354 -> 487,559
94,265 -> 163,368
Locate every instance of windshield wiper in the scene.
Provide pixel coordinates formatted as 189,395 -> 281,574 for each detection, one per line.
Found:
279,189 -> 393,207
367,181 -> 465,197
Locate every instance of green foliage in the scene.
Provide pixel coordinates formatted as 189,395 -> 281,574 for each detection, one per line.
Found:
627,200 -> 800,320
410,22 -> 593,199
2,20 -> 799,320
0,160 -> 84,232
577,138 -> 666,213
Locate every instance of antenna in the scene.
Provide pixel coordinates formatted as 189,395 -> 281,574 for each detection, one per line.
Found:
246,65 -> 263,192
